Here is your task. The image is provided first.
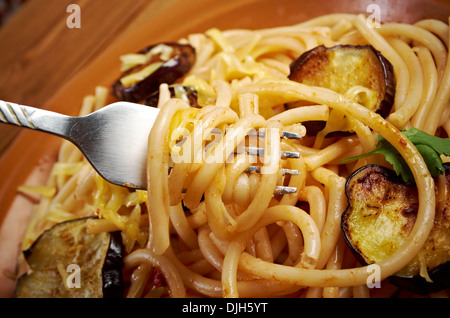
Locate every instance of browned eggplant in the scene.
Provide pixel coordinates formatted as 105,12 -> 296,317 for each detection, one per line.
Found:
15,217 -> 125,298
145,84 -> 199,108
112,42 -> 196,103
288,45 -> 395,135
342,164 -> 450,295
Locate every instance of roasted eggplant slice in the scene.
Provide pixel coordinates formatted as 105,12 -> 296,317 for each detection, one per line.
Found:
145,84 -> 199,108
342,165 -> 419,264
342,164 -> 450,295
15,217 -> 125,298
288,45 -> 395,135
112,42 -> 196,103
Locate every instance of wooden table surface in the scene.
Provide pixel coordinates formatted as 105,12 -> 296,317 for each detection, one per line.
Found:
0,0 -> 182,156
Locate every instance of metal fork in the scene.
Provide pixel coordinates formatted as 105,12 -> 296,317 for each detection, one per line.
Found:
0,100 -> 301,193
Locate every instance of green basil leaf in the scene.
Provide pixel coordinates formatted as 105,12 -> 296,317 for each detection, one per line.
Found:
404,128 -> 450,157
341,128 -> 450,182
415,144 -> 445,177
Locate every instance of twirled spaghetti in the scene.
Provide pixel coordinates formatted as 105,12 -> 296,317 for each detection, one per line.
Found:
19,13 -> 449,298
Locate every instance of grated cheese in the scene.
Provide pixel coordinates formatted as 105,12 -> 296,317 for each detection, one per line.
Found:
120,44 -> 174,72
120,62 -> 163,87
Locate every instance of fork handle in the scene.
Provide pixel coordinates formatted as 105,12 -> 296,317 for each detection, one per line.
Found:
0,100 -> 72,138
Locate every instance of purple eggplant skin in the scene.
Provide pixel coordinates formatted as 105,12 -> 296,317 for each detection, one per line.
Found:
101,229 -> 125,298
388,262 -> 450,296
341,164 -> 450,296
145,85 -> 199,108
14,217 -> 125,298
341,165 -> 418,266
287,45 -> 395,136
112,42 -> 196,103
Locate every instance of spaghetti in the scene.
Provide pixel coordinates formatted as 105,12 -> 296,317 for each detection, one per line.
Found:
19,13 -> 450,298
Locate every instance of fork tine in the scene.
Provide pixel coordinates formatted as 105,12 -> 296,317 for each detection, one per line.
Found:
274,186 -> 298,194
281,168 -> 300,175
246,166 -> 299,175
250,129 -> 303,140
280,131 -> 303,140
212,129 -> 302,139
245,146 -> 301,159
280,150 -> 301,159
181,185 -> 297,195
246,166 -> 299,195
